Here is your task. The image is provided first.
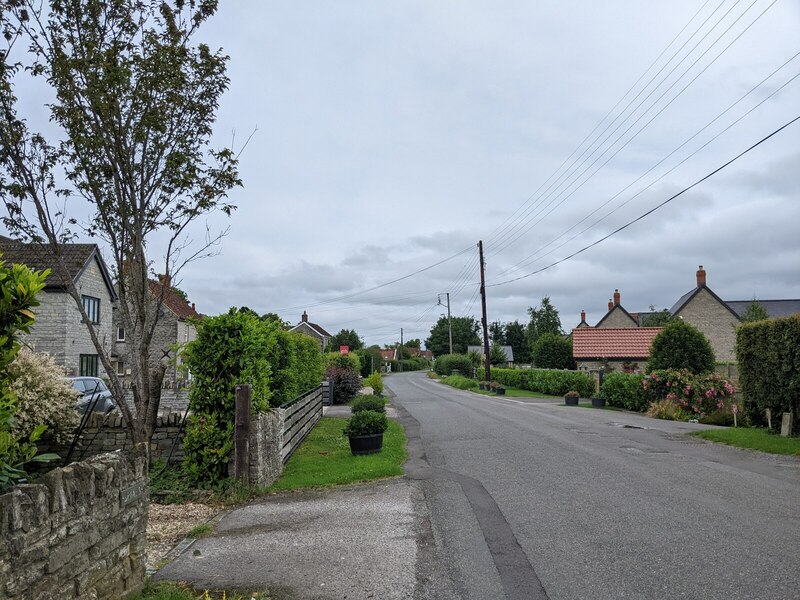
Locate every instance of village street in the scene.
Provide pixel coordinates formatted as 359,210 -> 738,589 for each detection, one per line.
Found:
157,371 -> 799,599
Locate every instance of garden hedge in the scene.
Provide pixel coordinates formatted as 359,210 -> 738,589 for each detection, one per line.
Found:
477,367 -> 594,397
601,372 -> 649,411
433,354 -> 474,377
736,315 -> 800,433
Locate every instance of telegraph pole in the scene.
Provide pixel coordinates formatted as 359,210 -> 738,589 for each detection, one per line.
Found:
478,240 -> 491,382
398,327 -> 404,373
438,292 -> 453,354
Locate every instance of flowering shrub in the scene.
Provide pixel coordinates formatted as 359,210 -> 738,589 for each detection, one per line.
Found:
642,369 -> 735,419
8,348 -> 79,444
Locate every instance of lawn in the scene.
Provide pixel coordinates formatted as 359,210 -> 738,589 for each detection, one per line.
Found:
691,427 -> 800,456
132,582 -> 272,600
473,387 -> 560,399
269,417 -> 407,491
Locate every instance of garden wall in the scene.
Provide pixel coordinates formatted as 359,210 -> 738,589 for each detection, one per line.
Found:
0,446 -> 148,599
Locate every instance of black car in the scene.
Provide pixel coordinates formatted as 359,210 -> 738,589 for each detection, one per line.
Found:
68,376 -> 117,414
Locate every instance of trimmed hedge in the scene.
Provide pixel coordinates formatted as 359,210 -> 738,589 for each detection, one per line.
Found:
737,315 -> 800,432
433,354 -> 473,377
389,357 -> 429,372
323,352 -> 361,374
441,374 -> 479,390
351,396 -> 386,414
601,372 -> 649,411
477,367 -> 593,397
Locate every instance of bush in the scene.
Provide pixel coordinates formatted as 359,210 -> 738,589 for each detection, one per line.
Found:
323,352 -> 361,374
343,410 -> 389,436
364,371 -> 384,395
293,333 -> 325,395
389,357 -> 429,372
441,374 -> 479,390
648,320 -> 715,374
433,354 -> 473,377
736,315 -> 800,433
354,348 -> 383,377
325,366 -> 361,404
643,369 -> 736,418
646,399 -> 689,421
531,333 -> 575,369
351,396 -> 386,414
8,348 -> 79,444
601,373 -> 649,411
477,367 -> 594,397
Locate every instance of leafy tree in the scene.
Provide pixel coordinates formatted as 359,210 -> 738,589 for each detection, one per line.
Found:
740,298 -> 769,323
489,343 -> 507,366
531,333 -> 574,369
405,338 -> 421,348
641,306 -> 674,327
647,320 -> 715,374
329,329 -> 363,351
504,320 -> 530,364
0,2 -> 240,445
489,322 -> 505,345
426,316 -> 481,357
526,297 -> 563,351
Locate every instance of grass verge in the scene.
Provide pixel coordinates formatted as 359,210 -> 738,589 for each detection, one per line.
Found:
690,428 -> 800,456
132,581 -> 272,600
186,523 -> 214,539
473,387 -> 560,399
269,417 -> 407,491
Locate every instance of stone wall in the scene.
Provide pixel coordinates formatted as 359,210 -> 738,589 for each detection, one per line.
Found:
121,387 -> 190,413
595,306 -> 638,328
674,287 -> 740,362
247,411 -> 284,487
0,447 -> 148,600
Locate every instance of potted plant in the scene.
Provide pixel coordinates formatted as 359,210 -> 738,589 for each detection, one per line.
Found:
343,410 -> 389,455
479,380 -> 489,390
492,382 -> 506,396
564,390 -> 579,406
591,396 -> 606,409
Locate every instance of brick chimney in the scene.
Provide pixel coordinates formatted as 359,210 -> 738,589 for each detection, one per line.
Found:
580,309 -> 586,323
191,302 -> 196,312
696,265 -> 706,287
608,299 -> 614,311
158,273 -> 171,288
613,289 -> 621,306
302,310 -> 308,323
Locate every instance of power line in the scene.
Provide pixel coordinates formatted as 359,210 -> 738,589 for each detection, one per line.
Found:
487,113 -> 800,288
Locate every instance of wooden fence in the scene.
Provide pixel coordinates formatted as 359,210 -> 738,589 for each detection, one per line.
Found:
278,386 -> 323,463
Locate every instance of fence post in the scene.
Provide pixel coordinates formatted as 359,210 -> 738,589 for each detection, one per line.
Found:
234,384 -> 251,484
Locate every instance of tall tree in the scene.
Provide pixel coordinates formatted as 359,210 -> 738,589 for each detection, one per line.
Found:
404,338 -> 421,348
0,2 -> 240,444
740,298 -> 769,323
526,296 -> 563,350
641,305 -> 673,327
489,321 -> 505,345
329,329 -> 363,351
504,320 -> 530,364
426,316 -> 480,357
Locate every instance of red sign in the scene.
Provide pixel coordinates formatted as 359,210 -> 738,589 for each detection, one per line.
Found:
340,345 -> 349,355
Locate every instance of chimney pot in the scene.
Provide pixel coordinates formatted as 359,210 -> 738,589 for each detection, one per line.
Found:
608,299 -> 614,312
613,289 -> 621,306
696,265 -> 707,287
581,309 -> 586,322
302,310 -> 308,323
191,302 -> 195,311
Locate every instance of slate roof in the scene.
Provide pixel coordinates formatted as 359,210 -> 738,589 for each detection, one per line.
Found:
0,238 -> 117,300
669,285 -> 741,321
289,320 -> 332,340
725,299 -> 800,319
149,281 -> 201,320
467,345 -> 515,362
572,327 -> 662,359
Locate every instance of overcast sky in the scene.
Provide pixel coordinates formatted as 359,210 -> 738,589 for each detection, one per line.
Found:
16,1 -> 800,347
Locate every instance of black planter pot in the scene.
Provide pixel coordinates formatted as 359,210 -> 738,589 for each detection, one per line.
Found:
591,397 -> 606,408
348,433 -> 384,455
494,387 -> 506,396
564,395 -> 579,406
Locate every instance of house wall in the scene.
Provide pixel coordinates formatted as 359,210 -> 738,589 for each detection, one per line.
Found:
25,289 -> 69,364
596,307 -> 638,328
576,359 -> 647,373
291,324 -> 325,349
674,287 -> 739,362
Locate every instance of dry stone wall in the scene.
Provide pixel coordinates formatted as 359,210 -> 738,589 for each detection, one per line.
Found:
0,447 -> 148,600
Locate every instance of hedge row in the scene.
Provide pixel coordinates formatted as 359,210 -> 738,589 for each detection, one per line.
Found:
433,354 -> 474,377
737,315 -> 800,432
477,367 -> 594,397
390,357 -> 430,372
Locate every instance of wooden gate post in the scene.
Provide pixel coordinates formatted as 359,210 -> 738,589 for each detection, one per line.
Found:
234,384 -> 252,484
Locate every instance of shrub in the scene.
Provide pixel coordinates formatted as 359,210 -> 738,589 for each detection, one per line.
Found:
8,348 -> 79,444
323,352 -> 361,374
364,371 -> 384,395
292,333 -> 325,394
325,366 -> 361,404
351,396 -> 386,414
477,367 -> 594,397
433,354 -> 473,377
648,320 -> 715,374
441,374 -> 479,390
643,369 -> 736,418
736,315 -> 800,433
343,410 -> 389,437
601,373 -> 649,411
354,348 -> 383,377
389,357 -> 429,372
646,399 -> 689,421
531,333 -> 574,369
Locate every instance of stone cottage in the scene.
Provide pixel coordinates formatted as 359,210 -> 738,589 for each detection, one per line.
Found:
594,290 -> 638,329
572,327 -> 662,372
288,311 -> 332,351
0,237 -> 117,376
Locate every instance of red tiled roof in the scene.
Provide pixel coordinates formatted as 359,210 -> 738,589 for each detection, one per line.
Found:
149,281 -> 201,320
572,327 -> 662,359
379,349 -> 395,361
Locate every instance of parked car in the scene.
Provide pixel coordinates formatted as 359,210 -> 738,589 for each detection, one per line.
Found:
67,376 -> 117,414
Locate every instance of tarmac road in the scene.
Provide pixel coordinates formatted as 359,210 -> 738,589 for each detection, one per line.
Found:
390,371 -> 800,600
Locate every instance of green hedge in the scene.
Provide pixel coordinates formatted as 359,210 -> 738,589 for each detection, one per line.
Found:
323,351 -> 361,374
477,367 -> 594,397
737,315 -> 800,433
600,373 -> 649,411
390,357 -> 429,372
433,354 -> 473,377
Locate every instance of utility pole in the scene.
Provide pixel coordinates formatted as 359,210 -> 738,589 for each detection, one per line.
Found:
438,293 -> 453,354
478,240 -> 491,382
398,327 -> 403,373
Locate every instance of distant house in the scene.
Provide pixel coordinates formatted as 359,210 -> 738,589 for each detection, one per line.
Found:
572,327 -> 662,372
467,345 -> 514,366
113,274 -> 202,386
406,347 -> 433,360
574,310 -> 591,329
0,238 -> 117,377
288,311 -> 332,351
594,290 -> 638,329
379,349 -> 395,362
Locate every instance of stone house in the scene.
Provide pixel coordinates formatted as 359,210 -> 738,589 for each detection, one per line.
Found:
112,274 -> 201,386
594,290 -> 639,329
572,327 -> 662,372
0,238 -> 117,377
288,311 -> 332,351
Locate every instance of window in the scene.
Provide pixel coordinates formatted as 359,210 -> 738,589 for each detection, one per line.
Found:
79,354 -> 99,377
116,361 -> 125,376
117,327 -> 125,341
82,295 -> 101,324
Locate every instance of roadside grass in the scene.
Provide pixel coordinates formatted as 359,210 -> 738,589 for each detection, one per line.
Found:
690,428 -> 800,456
473,387 -> 560,399
269,417 -> 407,491
149,460 -> 267,506
132,581 -> 272,600
186,523 -> 214,539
